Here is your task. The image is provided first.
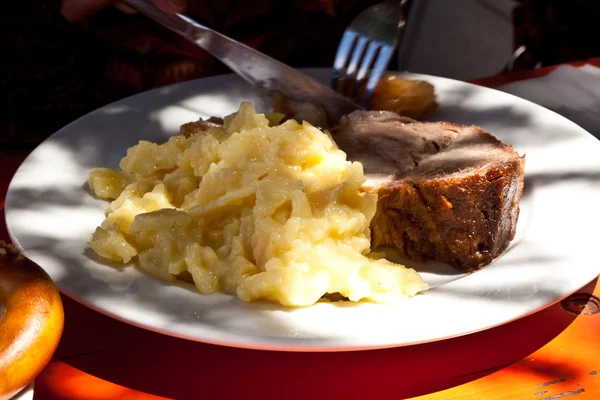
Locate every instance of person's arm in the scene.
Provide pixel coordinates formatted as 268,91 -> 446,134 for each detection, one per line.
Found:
61,0 -> 185,23
0,0 -> 184,147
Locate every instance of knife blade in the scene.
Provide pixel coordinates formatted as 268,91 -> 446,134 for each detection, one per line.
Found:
119,0 -> 363,125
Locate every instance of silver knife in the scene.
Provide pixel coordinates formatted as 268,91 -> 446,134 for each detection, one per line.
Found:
119,0 -> 363,125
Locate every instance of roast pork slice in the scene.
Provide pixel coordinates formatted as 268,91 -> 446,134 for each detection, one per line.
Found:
335,110 -> 525,270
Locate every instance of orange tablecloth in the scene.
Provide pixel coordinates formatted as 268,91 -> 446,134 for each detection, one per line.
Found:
2,62 -> 600,400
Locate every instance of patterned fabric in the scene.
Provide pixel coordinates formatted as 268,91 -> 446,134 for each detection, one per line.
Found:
511,0 -> 600,71
1,0 -> 381,147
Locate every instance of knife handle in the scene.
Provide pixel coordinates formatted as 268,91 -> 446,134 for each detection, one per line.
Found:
118,0 -> 211,45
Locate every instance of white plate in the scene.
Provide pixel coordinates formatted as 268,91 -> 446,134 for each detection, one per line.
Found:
6,69 -> 600,352
11,384 -> 34,400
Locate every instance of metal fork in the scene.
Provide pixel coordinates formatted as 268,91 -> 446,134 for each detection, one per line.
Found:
332,0 -> 408,106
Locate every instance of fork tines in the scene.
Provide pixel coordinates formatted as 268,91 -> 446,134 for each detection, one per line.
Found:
332,32 -> 395,105
331,0 -> 407,106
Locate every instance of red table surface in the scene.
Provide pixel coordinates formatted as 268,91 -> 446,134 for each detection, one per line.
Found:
2,60 -> 600,400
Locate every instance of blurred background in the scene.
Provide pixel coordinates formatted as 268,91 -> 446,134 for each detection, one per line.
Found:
2,0 -> 600,147
399,0 -> 514,81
